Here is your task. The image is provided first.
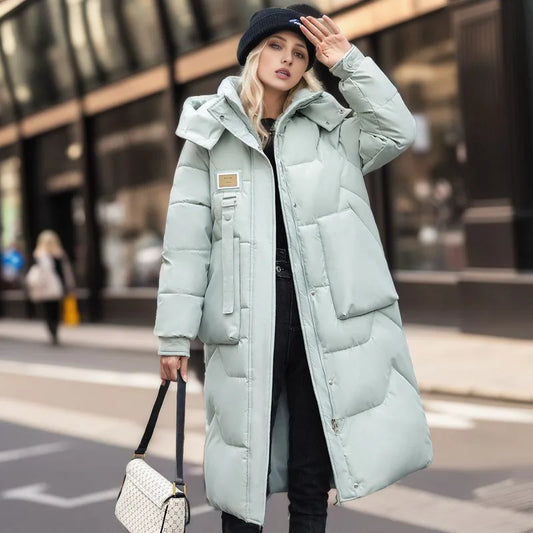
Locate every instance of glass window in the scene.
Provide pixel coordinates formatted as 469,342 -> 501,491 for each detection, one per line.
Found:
120,0 -> 165,68
64,0 -> 101,92
0,152 -> 25,289
163,0 -> 202,54
379,11 -> 467,271
1,0 -> 77,115
92,94 -> 174,289
0,58 -> 16,125
26,125 -> 87,286
202,0 -> 262,41
67,0 -> 165,91
179,65 -> 240,99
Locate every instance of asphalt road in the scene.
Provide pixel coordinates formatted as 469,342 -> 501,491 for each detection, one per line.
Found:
1,338 -> 533,533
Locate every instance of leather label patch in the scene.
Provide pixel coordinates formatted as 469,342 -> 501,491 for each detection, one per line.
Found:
217,171 -> 240,189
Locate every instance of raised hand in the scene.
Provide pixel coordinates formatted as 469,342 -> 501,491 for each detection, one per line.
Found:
299,14 -> 352,69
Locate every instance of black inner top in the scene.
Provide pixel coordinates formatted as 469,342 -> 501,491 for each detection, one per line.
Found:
261,117 -> 289,252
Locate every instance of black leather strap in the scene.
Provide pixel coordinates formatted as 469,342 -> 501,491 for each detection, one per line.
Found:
134,375 -> 186,487
175,373 -> 186,487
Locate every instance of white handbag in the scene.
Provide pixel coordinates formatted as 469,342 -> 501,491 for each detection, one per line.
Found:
115,377 -> 191,532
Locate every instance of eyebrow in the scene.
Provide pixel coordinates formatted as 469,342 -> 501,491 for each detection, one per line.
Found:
269,34 -> 307,50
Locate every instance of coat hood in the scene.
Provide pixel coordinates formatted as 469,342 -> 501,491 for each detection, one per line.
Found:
176,75 -> 352,150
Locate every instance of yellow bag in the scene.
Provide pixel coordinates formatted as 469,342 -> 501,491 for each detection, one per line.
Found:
63,294 -> 80,327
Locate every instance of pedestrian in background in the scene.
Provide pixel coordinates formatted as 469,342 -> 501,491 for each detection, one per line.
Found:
26,230 -> 76,345
155,6 -> 433,532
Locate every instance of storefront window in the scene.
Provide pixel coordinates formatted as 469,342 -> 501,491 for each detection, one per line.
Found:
379,11 -> 467,271
25,125 -> 87,286
202,0 -> 262,41
65,0 -> 101,92
92,94 -> 173,289
66,0 -> 165,91
0,0 -> 76,115
0,58 -> 16,125
0,153 -> 25,289
163,0 -> 202,54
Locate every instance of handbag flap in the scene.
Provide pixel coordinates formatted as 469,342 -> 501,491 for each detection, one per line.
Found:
125,458 -> 174,509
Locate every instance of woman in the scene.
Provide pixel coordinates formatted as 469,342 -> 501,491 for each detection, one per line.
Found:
155,7 -> 433,532
27,230 -> 75,345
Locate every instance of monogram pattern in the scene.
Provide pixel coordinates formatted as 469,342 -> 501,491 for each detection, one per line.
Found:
115,459 -> 189,533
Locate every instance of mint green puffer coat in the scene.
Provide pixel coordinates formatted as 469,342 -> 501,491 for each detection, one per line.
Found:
155,45 -> 433,527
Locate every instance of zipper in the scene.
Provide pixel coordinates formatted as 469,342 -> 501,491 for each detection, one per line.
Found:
271,125 -> 341,431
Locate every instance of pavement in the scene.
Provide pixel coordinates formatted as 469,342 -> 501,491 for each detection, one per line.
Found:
0,318 -> 532,404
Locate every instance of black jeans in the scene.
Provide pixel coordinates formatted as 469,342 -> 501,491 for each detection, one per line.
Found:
42,300 -> 61,344
221,249 -> 332,533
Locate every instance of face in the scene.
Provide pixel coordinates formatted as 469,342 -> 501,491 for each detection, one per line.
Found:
257,31 -> 309,93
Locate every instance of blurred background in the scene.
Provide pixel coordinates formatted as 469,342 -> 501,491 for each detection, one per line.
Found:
0,0 -> 531,337
0,0 -> 532,532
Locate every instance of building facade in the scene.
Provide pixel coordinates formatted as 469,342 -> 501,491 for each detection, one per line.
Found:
0,0 -> 531,337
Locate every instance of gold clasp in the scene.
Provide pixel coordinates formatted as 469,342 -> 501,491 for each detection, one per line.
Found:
173,482 -> 187,496
132,453 -> 145,459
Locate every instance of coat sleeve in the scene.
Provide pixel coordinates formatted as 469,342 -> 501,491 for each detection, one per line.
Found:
329,45 -> 416,176
154,140 -> 212,357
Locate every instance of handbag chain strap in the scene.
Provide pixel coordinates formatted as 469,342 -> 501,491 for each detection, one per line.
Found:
134,375 -> 187,492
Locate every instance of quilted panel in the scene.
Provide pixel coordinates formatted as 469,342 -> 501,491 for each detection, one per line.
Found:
338,366 -> 433,501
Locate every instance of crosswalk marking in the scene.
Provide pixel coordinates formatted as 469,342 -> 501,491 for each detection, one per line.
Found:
344,483 -> 533,533
2,483 -> 119,508
0,442 -> 69,463
0,359 -> 203,393
474,479 -> 533,512
424,399 -> 533,425
0,397 -> 206,465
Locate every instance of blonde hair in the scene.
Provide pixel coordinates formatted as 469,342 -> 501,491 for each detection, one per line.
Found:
238,38 -> 323,147
34,230 -> 64,259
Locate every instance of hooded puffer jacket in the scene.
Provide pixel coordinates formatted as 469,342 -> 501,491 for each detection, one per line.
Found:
154,44 -> 433,527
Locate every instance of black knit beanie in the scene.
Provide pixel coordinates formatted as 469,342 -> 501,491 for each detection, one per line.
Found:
237,7 -> 316,71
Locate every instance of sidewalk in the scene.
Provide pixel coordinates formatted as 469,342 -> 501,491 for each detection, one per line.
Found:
0,318 -> 532,403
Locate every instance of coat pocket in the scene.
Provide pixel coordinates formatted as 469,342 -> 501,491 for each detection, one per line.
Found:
317,207 -> 398,319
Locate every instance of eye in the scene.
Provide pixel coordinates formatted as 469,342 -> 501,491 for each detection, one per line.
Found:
269,42 -> 282,50
295,51 -> 306,59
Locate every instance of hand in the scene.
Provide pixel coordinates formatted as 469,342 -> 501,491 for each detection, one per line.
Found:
299,14 -> 352,69
160,356 -> 188,384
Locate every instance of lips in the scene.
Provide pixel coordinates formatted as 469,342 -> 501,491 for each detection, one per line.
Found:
275,69 -> 291,79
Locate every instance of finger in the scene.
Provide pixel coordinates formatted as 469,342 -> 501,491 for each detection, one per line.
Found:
299,22 -> 321,47
308,16 -> 331,38
299,16 -> 326,42
160,358 -> 169,380
180,357 -> 189,383
322,14 -> 341,34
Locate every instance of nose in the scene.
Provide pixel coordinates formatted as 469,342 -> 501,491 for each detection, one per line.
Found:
282,53 -> 293,65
